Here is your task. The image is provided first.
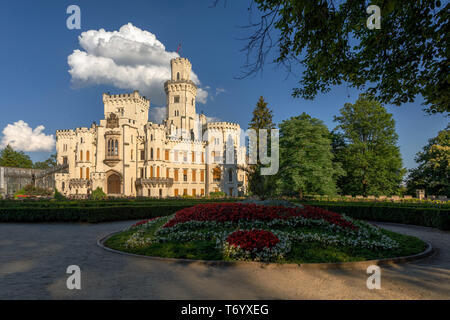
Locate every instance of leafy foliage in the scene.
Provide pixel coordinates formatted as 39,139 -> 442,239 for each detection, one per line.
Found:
0,145 -> 33,168
247,96 -> 277,197
90,187 -> 107,200
33,154 -> 57,169
407,125 -> 450,196
236,0 -> 449,114
276,113 -> 344,197
333,94 -> 405,196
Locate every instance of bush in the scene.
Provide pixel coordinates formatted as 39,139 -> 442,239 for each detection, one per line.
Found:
14,184 -> 52,198
209,191 -> 227,198
90,187 -> 107,200
54,188 -> 66,201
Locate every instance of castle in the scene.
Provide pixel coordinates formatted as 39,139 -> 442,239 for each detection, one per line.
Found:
55,57 -> 247,198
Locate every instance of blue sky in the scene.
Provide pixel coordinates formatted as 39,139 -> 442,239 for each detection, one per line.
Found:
0,0 -> 447,170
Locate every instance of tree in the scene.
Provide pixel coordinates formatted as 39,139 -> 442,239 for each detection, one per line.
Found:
247,96 -> 276,197
333,94 -> 405,196
33,154 -> 57,169
406,125 -> 450,197
276,113 -> 344,197
228,0 -> 449,114
0,145 -> 33,168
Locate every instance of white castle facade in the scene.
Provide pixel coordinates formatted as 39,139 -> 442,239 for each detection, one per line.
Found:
55,57 -> 247,198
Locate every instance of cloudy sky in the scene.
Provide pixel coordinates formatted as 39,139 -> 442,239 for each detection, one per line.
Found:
0,0 -> 447,170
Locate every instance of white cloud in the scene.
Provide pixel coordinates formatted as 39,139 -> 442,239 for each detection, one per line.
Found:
1,121 -> 55,152
215,87 -> 226,96
149,106 -> 166,124
68,23 -> 208,105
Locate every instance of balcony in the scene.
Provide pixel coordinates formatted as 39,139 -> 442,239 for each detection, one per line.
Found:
135,177 -> 174,187
103,155 -> 120,167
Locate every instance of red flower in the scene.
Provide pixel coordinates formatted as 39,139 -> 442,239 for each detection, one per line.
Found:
226,230 -> 279,251
131,217 -> 158,228
163,203 -> 357,230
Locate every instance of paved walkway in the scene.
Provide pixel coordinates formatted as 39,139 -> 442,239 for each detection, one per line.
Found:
0,220 -> 449,299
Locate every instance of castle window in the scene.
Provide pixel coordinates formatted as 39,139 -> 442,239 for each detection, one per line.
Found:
63,157 -> 68,165
174,169 -> 179,181
174,189 -> 179,197
131,149 -> 133,160
157,148 -> 160,160
174,151 -> 178,162
191,98 -> 194,106
201,188 -> 205,196
150,148 -> 154,159
86,167 -> 90,180
114,140 -> 118,155
80,167 -> 83,179
228,168 -> 233,182
200,170 -> 205,182
192,189 -> 196,197
140,168 -> 144,178
140,150 -> 145,161
166,168 -> 170,178
86,151 -> 90,162
183,169 -> 188,182
174,96 -> 180,103
150,167 -> 154,178
80,150 -> 83,161
183,152 -> 187,163
177,72 -> 180,80
62,182 -> 65,191
191,151 -> 195,163
183,189 -> 187,196
192,169 -> 196,182
213,167 -> 221,182
165,150 -> 169,161
157,167 -> 160,178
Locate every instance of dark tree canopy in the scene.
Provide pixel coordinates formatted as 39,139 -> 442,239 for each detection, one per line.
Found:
407,125 -> 450,197
0,145 -> 33,168
247,96 -> 277,197
333,94 -> 405,196
227,0 -> 449,114
276,113 -> 344,197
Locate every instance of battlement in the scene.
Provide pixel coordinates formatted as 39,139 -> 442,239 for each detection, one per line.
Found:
171,57 -> 192,68
102,90 -> 150,106
206,122 -> 241,130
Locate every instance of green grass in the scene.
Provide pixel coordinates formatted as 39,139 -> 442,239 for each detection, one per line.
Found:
104,221 -> 427,264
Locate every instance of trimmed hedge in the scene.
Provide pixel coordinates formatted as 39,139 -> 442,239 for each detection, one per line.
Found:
0,205 -> 191,223
0,199 -> 448,230
307,203 -> 450,231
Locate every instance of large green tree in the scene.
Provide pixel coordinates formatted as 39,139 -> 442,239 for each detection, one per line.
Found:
407,125 -> 450,197
247,96 -> 277,197
334,94 -> 405,196
0,145 -> 33,168
276,113 -> 344,197
226,0 -> 449,114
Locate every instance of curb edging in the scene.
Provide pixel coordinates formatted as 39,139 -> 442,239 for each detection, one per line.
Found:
97,231 -> 434,270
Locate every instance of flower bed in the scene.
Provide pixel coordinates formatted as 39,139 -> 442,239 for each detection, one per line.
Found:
105,202 -> 427,263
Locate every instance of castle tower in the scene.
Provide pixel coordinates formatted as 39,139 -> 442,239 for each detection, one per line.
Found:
164,57 -> 197,139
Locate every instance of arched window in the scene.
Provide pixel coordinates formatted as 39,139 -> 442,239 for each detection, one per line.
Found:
177,72 -> 180,80
86,151 -> 90,162
114,140 -> 118,155
80,150 -> 83,161
157,148 -> 160,160
86,167 -> 90,179
228,168 -> 233,182
150,148 -> 154,159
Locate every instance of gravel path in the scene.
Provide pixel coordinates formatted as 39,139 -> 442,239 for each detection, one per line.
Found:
0,220 -> 448,299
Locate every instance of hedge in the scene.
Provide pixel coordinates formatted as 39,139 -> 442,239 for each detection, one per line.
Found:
0,200 -> 448,230
307,203 -> 450,231
0,205 -> 191,223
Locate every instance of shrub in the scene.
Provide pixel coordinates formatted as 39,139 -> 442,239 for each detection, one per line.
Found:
54,188 -> 66,201
209,191 -> 227,198
90,187 -> 107,200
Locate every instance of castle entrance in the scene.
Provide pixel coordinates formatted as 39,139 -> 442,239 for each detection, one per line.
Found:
107,174 -> 121,194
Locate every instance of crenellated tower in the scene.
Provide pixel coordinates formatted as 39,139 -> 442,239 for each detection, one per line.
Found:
164,57 -> 197,139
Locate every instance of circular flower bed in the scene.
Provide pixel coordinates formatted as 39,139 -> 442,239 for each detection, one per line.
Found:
105,202 -> 427,264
